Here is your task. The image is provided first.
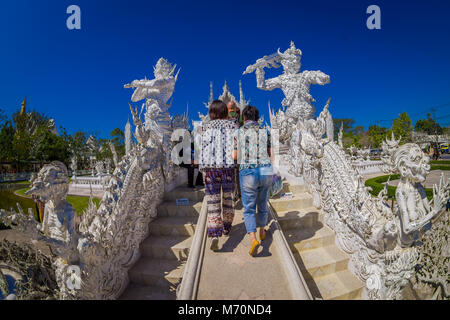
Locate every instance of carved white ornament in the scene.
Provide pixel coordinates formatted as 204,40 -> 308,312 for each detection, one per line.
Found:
1,57 -> 182,300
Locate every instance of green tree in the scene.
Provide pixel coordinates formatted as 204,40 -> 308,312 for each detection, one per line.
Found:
358,132 -> 371,148
110,128 -> 125,158
392,112 -> 412,144
0,121 -> 15,162
68,131 -> 89,169
333,118 -> 356,140
0,108 -> 6,127
414,113 -> 443,135
33,126 -> 70,163
368,124 -> 388,148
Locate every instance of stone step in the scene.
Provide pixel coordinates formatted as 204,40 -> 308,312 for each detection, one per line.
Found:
281,183 -> 307,195
306,270 -> 364,300
148,217 -> 197,236
164,186 -> 205,202
295,245 -> 349,278
120,283 -> 177,300
141,235 -> 192,261
269,193 -> 313,212
285,225 -> 335,252
275,206 -> 323,230
157,201 -> 202,217
128,257 -> 185,289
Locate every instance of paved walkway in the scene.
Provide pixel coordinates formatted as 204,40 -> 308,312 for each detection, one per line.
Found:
362,172 -> 386,182
196,202 -> 293,300
389,170 -> 449,188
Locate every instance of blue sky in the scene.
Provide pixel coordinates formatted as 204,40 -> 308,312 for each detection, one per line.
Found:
0,0 -> 449,138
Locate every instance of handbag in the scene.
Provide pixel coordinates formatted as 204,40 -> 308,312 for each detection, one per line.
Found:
270,173 -> 283,198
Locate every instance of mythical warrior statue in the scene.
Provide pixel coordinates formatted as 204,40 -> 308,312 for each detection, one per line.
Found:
245,41 -> 331,176
125,57 -> 180,182
244,41 -> 330,122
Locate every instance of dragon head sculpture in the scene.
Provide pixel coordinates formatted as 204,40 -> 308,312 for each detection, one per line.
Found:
26,161 -> 69,204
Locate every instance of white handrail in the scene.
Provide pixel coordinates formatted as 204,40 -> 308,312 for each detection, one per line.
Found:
177,197 -> 208,300
268,204 -> 313,300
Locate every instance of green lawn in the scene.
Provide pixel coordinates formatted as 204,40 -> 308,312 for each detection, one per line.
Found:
15,187 -> 29,197
430,160 -> 450,165
14,186 -> 100,215
0,180 -> 30,185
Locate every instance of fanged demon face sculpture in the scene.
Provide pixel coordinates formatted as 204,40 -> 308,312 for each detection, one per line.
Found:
153,57 -> 177,80
393,144 -> 430,183
26,161 -> 69,202
278,41 -> 302,75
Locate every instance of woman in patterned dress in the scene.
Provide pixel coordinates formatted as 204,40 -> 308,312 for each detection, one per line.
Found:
198,100 -> 238,251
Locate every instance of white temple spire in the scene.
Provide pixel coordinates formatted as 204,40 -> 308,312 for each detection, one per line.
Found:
239,80 -> 245,110
125,118 -> 131,155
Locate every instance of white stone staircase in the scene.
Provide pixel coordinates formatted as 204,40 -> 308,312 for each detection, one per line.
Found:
270,183 -> 365,300
119,186 -> 204,300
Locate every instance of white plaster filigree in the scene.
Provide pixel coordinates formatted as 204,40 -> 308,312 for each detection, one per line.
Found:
247,42 -> 449,300
1,57 -> 182,300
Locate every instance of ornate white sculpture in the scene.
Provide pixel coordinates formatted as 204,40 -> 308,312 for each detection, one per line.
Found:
244,41 -> 330,122
95,161 -> 104,176
248,43 -> 449,299
124,57 -> 180,183
357,147 -> 371,161
338,122 -> 344,148
171,104 -> 189,131
25,162 -> 77,244
198,80 -> 249,124
1,57 -> 182,300
125,119 -> 131,155
70,155 -> 77,178
414,210 -> 449,299
384,143 -> 449,247
108,141 -> 119,168
245,41 -> 330,177
105,158 -> 111,175
268,105 -> 295,145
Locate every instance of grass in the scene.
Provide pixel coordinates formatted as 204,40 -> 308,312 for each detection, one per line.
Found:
0,180 -> 30,185
67,196 -> 100,215
365,174 -> 438,200
430,165 -> 450,171
430,160 -> 450,165
365,174 -> 400,199
13,186 -> 100,214
15,187 -> 29,197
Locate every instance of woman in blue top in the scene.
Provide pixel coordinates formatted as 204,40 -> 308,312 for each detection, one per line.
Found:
233,105 -> 273,256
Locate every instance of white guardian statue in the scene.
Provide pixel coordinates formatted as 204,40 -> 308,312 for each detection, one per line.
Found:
124,57 -> 180,182
243,41 -> 330,122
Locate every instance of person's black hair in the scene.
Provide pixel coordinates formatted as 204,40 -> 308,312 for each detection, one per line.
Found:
242,105 -> 259,122
209,100 -> 228,120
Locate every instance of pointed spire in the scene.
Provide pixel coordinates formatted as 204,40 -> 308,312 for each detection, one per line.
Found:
209,81 -> 213,104
268,100 -> 273,128
20,97 -> 27,115
222,80 -> 230,96
239,80 -> 245,110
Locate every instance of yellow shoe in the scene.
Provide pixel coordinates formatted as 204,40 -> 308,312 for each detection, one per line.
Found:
249,240 -> 260,257
259,229 -> 266,241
